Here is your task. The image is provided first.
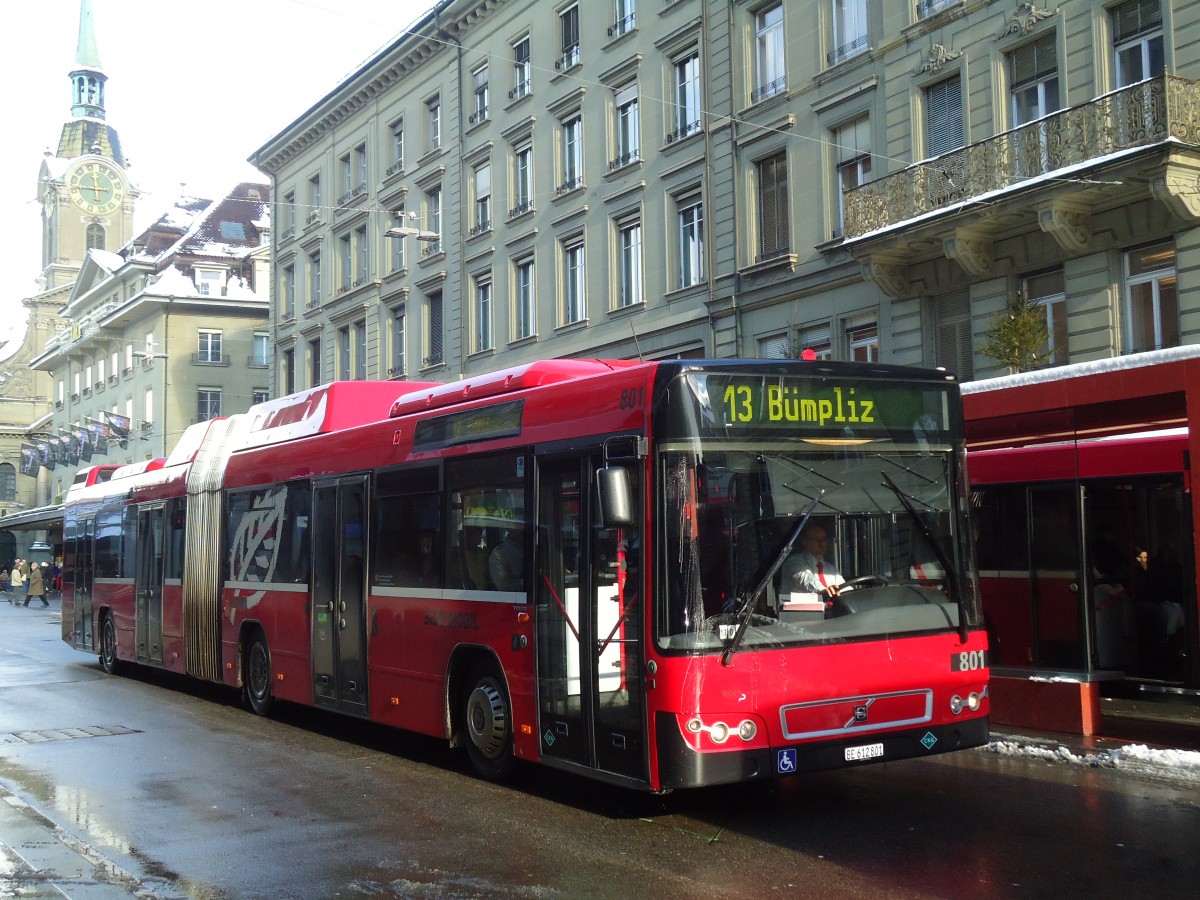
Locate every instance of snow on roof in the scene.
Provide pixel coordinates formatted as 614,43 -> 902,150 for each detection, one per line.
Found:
962,345 -> 1200,394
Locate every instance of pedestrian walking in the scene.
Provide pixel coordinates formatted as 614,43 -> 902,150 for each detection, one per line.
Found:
24,563 -> 47,608
11,562 -> 25,599
0,568 -> 10,604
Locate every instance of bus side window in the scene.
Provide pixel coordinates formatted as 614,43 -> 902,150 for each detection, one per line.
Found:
446,453 -> 528,593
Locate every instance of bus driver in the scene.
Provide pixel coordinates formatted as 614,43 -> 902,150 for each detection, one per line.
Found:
781,523 -> 844,596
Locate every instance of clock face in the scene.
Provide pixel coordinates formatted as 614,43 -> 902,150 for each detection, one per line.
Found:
68,161 -> 125,215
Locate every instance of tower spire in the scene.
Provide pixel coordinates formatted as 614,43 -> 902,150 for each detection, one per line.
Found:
57,0 -> 124,164
70,0 -> 106,120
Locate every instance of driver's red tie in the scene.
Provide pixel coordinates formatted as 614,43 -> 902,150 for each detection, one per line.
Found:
818,561 -> 828,588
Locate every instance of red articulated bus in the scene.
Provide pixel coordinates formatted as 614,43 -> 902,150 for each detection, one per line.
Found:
62,358 -> 989,792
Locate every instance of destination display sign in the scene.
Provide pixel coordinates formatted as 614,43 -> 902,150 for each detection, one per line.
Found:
667,373 -> 954,443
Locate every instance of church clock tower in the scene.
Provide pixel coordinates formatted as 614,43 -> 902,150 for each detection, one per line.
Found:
38,0 -> 136,291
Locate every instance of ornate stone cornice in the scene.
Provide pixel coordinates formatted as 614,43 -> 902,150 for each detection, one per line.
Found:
1037,199 -> 1091,252
861,254 -> 912,299
1150,155 -> 1200,222
995,3 -> 1057,40
915,44 -> 962,77
944,227 -> 994,278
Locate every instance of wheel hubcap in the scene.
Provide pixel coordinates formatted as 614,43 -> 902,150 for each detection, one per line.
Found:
467,681 -> 508,759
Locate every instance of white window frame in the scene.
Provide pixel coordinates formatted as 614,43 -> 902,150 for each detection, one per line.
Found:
670,50 -> 702,142
677,196 -> 704,288
515,256 -> 536,340
474,275 -> 494,353
616,214 -> 643,309
563,239 -> 586,325
613,83 -> 640,169
754,4 -> 786,102
1124,241 -> 1178,354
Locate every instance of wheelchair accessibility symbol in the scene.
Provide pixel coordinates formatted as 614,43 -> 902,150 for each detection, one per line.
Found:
777,748 -> 797,774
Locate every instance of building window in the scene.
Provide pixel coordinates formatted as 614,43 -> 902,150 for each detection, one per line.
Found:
424,186 -> 442,256
282,264 -> 296,318
797,324 -> 833,360
252,332 -> 270,367
308,250 -> 322,308
611,0 -> 635,38
612,83 -> 640,169
512,35 -> 531,99
514,257 -> 536,340
754,4 -> 786,102
282,190 -> 296,236
1022,269 -> 1068,367
282,348 -> 295,395
829,0 -> 868,66
931,290 -> 973,378
563,239 -> 586,325
197,389 -> 222,422
473,163 -> 491,234
198,330 -> 223,364
1010,32 -> 1059,126
425,291 -> 444,367
670,51 -> 702,143
834,117 -> 870,237
390,309 -> 406,378
86,223 -> 105,251
196,269 -> 223,296
354,143 -> 367,195
427,97 -> 441,153
1113,0 -> 1164,88
758,333 -> 790,358
338,326 -> 351,380
616,215 -> 643,308
677,196 -> 704,288
339,151 -> 353,202
0,463 -> 16,501
512,143 -> 533,217
339,233 -> 352,293
1124,241 -> 1177,353
558,115 -> 583,194
558,5 -> 580,72
355,320 -> 367,381
252,389 -> 270,405
390,208 -> 407,272
389,120 -> 405,175
308,336 -> 322,384
756,151 -> 790,260
308,174 -> 322,223
474,276 -> 494,352
925,75 -> 963,158
471,65 -> 489,124
355,224 -> 368,286
845,317 -> 879,362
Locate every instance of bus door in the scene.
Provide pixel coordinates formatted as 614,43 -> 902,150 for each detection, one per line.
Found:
71,517 -> 95,650
311,476 -> 369,715
536,454 -> 645,781
1029,485 -> 1085,668
134,505 -> 165,665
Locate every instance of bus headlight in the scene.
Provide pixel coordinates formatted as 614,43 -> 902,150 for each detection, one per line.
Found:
967,692 -> 982,712
950,694 -> 964,715
709,722 -> 730,744
738,719 -> 758,741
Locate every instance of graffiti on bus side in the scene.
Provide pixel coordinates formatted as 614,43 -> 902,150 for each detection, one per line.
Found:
227,486 -> 289,622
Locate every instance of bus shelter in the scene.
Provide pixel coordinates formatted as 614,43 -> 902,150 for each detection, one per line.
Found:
963,347 -> 1200,734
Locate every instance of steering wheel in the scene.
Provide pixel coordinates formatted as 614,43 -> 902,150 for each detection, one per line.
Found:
838,574 -> 892,592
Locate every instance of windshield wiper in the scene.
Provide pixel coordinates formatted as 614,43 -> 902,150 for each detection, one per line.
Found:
720,491 -> 825,667
879,471 -> 967,643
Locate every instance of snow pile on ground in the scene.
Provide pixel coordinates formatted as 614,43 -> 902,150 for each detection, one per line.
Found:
983,739 -> 1200,785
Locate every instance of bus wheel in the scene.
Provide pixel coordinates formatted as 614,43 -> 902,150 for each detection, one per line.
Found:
99,613 -> 123,676
244,636 -> 275,717
463,662 -> 514,780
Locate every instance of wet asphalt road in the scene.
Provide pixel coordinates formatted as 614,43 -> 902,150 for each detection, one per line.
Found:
1,598 -> 1198,899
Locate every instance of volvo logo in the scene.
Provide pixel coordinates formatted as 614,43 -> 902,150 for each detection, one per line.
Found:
845,697 -> 875,728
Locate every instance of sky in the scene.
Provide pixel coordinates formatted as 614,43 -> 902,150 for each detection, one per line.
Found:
0,0 -> 436,341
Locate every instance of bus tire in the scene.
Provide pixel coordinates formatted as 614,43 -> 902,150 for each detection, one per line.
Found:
244,635 -> 275,717
98,612 -> 124,676
463,661 -> 514,780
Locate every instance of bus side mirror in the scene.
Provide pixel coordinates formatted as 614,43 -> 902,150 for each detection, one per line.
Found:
597,466 -> 634,528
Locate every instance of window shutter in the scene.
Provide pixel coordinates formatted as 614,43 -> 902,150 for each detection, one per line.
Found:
1112,0 -> 1162,42
926,75 -> 963,156
934,290 -> 974,379
1009,32 -> 1057,87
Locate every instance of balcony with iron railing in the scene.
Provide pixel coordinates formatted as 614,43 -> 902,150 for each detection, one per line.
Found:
843,75 -> 1200,242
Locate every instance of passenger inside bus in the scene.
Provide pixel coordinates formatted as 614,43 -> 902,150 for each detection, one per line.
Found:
489,523 -> 525,592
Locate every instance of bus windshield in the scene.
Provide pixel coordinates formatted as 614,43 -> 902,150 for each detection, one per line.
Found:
655,369 -> 977,652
